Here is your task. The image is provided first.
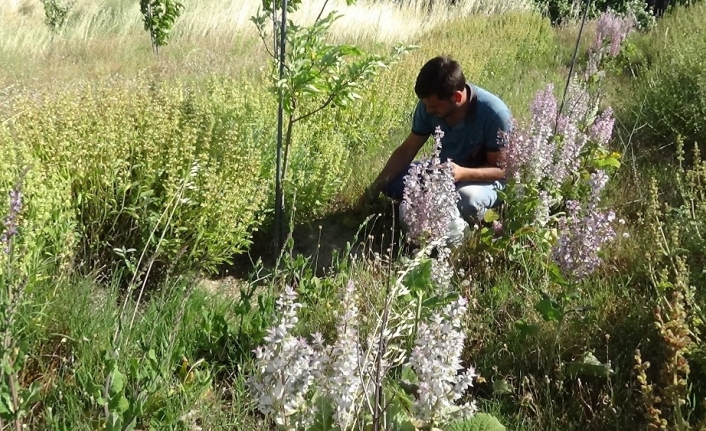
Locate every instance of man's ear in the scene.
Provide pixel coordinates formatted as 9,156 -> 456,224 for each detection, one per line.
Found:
453,90 -> 463,104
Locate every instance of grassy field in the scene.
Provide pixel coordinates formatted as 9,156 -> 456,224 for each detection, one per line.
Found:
1,0 -> 706,429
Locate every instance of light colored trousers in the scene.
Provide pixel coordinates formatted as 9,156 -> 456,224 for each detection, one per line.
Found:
383,164 -> 504,244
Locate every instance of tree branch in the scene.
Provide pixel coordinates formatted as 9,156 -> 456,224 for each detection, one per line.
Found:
292,91 -> 338,123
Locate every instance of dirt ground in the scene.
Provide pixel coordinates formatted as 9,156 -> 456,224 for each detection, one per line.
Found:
197,200 -> 409,296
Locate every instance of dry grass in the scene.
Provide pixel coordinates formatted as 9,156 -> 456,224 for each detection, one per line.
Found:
2,0 -> 535,48
0,0 -> 536,96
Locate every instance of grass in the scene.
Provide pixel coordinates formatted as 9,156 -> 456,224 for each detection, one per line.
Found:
1,0 -> 706,430
0,0 -> 534,86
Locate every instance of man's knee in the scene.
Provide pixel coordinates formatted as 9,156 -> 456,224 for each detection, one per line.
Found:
456,182 -> 503,221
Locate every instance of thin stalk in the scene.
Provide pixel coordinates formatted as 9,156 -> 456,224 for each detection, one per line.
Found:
147,1 -> 157,55
1,241 -> 26,431
554,0 -> 592,135
372,237 -> 397,431
279,114 -> 295,242
273,0 -> 288,254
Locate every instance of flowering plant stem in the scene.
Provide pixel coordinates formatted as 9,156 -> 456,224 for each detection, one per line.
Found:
0,177 -> 33,431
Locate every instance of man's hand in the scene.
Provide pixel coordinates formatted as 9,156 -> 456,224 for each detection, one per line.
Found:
353,186 -> 378,213
450,162 -> 464,182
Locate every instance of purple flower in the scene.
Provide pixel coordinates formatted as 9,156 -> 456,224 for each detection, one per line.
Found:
1,188 -> 23,254
400,126 -> 461,246
501,84 -> 557,187
593,10 -> 635,58
589,107 -> 615,146
551,171 -> 617,279
501,82 -> 591,191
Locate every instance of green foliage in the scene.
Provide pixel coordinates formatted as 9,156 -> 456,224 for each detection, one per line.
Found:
534,0 -> 663,27
0,139 -> 77,279
4,78 -> 270,283
622,1 -> 706,154
642,137 -> 706,297
140,0 -> 183,54
631,144 -> 706,427
251,2 -> 415,246
7,268 -> 273,429
40,0 -> 74,36
445,413 -> 507,431
284,120 -> 352,219
0,180 -> 50,429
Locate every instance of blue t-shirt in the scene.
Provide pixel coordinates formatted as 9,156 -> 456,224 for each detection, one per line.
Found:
411,83 -> 513,168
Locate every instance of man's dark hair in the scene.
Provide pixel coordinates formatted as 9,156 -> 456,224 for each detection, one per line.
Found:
414,56 -> 466,100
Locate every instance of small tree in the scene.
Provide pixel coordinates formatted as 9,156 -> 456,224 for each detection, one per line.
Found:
251,0 -> 415,252
139,0 -> 183,54
41,0 -> 74,41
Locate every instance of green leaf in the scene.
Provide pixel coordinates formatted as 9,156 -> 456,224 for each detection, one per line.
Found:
0,393 -> 11,416
109,368 -> 126,396
400,365 -> 417,383
308,396 -> 334,431
565,352 -> 614,378
548,263 -> 569,286
514,319 -> 540,340
111,394 -> 130,414
594,157 -> 621,168
483,209 -> 500,223
386,394 -> 416,431
535,294 -> 563,322
402,258 -> 432,293
303,84 -> 322,94
124,417 -> 137,431
422,291 -> 458,309
24,381 -> 42,405
492,378 -> 513,395
444,413 -> 506,431
105,412 -> 123,431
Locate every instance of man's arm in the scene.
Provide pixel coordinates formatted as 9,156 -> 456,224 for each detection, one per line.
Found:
453,102 -> 513,183
451,150 -> 505,182
366,132 -> 428,197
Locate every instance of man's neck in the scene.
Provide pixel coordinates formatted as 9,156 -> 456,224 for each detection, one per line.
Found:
445,86 -> 470,127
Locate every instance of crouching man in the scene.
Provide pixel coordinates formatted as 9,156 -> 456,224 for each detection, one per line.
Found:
358,55 -> 514,243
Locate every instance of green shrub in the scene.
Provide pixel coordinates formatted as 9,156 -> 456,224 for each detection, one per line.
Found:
0,136 -> 77,278
534,0 -> 676,27
620,1 -> 706,153
6,76 -> 271,281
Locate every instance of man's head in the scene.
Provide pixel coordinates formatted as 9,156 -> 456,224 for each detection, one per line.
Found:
414,56 -> 467,120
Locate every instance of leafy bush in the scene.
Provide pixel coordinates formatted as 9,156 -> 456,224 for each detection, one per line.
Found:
622,1 -> 706,155
534,0 -> 666,27
5,77 -> 271,281
629,136 -> 706,429
285,122 -> 352,219
0,136 -> 77,278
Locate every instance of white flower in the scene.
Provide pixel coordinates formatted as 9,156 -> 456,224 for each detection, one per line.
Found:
409,296 -> 478,426
247,286 -> 322,428
318,280 -> 364,430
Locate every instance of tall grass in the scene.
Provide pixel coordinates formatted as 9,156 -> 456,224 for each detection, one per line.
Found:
0,0 -> 534,53
0,0 -> 536,93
